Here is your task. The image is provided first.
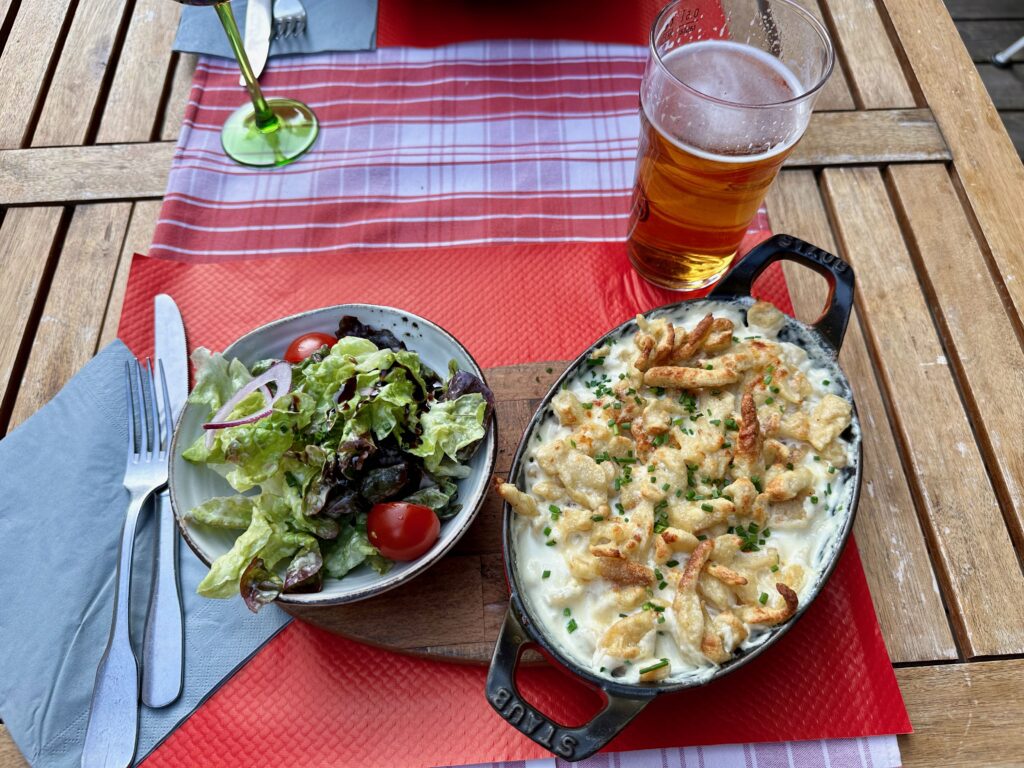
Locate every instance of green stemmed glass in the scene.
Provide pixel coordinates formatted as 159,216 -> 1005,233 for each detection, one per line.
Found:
175,0 -> 318,167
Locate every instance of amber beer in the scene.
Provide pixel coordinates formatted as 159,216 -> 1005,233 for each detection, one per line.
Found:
628,2 -> 833,291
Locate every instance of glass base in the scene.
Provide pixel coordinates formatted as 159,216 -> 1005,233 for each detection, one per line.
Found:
221,98 -> 319,167
627,241 -> 733,292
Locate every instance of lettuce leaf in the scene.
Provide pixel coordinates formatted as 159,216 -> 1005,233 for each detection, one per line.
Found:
196,510 -> 274,598
188,347 -> 253,414
407,394 -> 486,476
323,518 -> 379,578
184,495 -> 254,529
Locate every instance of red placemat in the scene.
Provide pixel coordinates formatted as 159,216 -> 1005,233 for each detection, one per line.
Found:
377,0 -> 722,48
118,240 -> 910,767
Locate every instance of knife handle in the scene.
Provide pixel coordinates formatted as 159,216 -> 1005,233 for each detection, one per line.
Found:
141,491 -> 184,708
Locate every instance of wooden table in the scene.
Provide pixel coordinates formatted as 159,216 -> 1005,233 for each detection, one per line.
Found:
2,1 -> 1023,765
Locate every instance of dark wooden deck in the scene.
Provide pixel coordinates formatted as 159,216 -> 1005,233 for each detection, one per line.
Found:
945,0 -> 1024,157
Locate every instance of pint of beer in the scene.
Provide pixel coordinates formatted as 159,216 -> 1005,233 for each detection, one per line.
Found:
628,0 -> 834,290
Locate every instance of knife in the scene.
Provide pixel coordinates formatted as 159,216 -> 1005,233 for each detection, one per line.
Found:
141,295 -> 188,708
240,0 -> 273,87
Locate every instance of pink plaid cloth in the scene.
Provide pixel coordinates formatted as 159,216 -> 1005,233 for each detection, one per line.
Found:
151,40 -> 768,260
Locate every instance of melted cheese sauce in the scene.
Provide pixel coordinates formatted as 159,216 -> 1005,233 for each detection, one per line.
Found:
512,302 -> 858,684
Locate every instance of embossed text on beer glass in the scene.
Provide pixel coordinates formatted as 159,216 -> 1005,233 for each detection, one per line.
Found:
627,0 -> 834,290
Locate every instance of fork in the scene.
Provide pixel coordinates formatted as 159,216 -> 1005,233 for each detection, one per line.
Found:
273,0 -> 307,40
81,359 -> 172,768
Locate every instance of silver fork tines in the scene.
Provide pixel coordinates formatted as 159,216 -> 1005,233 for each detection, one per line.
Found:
82,357 -> 173,768
273,0 -> 307,40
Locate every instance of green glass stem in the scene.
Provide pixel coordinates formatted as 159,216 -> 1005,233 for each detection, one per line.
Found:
214,1 -> 279,131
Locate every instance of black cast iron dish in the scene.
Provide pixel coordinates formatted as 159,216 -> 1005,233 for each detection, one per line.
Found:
486,235 -> 862,761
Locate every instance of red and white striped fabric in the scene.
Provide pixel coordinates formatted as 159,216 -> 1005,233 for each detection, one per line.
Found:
456,736 -> 903,768
150,40 -> 768,260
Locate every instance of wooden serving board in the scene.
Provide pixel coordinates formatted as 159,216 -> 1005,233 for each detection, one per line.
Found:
281,361 -> 563,664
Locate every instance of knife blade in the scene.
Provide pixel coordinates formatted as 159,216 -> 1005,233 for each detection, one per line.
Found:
141,295 -> 188,708
240,0 -> 273,87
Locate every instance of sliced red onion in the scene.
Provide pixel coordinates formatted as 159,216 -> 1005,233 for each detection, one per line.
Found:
203,363 -> 292,449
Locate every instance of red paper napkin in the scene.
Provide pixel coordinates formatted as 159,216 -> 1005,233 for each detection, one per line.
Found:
377,0 -> 724,48
118,239 -> 910,767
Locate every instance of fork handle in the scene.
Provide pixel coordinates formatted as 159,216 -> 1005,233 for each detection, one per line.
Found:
81,492 -> 150,768
141,491 -> 184,708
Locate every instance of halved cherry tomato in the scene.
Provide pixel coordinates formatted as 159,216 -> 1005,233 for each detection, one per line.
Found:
284,332 -> 337,363
367,502 -> 440,561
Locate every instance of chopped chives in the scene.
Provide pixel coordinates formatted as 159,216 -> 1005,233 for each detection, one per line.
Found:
567,619 -> 578,633
666,559 -> 680,567
701,502 -> 714,512
563,607 -> 571,617
542,570 -> 551,579
759,592 -> 769,605
638,659 -> 669,675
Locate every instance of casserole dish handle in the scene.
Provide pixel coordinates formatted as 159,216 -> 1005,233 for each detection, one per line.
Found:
710,234 -> 855,351
486,606 -> 650,762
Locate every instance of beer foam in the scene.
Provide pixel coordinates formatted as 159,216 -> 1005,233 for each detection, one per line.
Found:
645,40 -> 808,163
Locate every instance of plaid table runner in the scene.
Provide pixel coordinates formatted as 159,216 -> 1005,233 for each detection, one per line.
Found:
153,41 -> 769,260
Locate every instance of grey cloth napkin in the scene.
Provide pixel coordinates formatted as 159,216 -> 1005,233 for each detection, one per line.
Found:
174,0 -> 378,58
0,341 -> 289,768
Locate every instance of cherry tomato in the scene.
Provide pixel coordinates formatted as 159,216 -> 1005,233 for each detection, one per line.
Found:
367,502 -> 440,561
284,332 -> 337,363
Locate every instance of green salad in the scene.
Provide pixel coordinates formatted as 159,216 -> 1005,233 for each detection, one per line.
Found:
182,316 -> 493,612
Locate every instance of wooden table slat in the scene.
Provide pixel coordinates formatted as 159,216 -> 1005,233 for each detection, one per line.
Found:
793,0 -> 857,111
31,0 -> 132,147
160,53 -> 196,142
0,142 -> 175,206
98,200 -> 163,349
0,0 -> 76,149
8,203 -> 131,430
896,658 -> 1024,766
822,165 -> 1024,657
0,109 -> 950,206
767,170 -> 958,663
0,0 -> 15,41
96,0 -> 182,144
0,207 -> 66,431
0,728 -> 25,768
821,0 -> 917,108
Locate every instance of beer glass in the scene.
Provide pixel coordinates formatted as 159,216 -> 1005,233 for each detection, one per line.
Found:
627,0 -> 834,290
